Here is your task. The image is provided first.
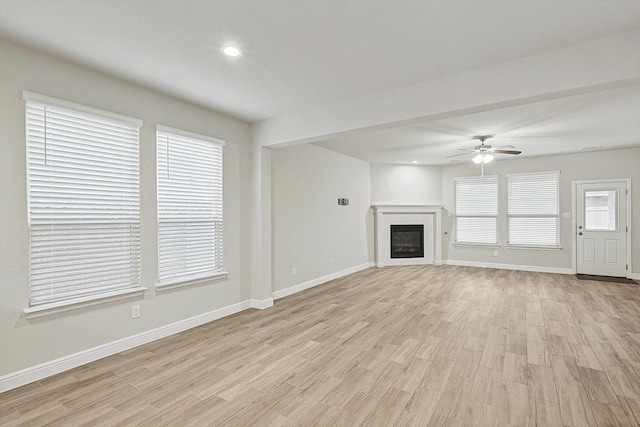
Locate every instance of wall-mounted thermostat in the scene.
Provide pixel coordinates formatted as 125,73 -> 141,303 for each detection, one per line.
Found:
338,198 -> 349,206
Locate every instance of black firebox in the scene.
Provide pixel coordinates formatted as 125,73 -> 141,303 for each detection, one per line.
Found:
390,224 -> 424,258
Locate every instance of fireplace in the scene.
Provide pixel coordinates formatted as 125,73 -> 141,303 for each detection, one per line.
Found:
390,224 -> 424,258
372,205 -> 442,267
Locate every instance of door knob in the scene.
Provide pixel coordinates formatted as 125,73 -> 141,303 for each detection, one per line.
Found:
578,225 -> 583,229
578,232 -> 583,235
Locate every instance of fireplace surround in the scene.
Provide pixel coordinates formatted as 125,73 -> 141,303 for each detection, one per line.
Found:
372,205 -> 442,267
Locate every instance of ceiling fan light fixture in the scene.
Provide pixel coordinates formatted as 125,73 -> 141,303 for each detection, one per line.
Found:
472,153 -> 494,164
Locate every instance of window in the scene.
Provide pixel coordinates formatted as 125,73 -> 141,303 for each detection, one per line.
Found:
156,126 -> 225,287
25,92 -> 142,307
454,176 -> 498,245
584,190 -> 616,230
507,171 -> 559,247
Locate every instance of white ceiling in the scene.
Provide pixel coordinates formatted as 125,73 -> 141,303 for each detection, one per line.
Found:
1,0 -> 639,165
316,83 -> 640,165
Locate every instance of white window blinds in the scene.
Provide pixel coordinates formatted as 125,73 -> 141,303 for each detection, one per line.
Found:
25,93 -> 142,306
507,171 -> 559,247
455,177 -> 498,244
157,127 -> 225,286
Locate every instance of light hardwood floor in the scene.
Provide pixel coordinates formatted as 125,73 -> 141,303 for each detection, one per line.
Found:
2,265 -> 640,426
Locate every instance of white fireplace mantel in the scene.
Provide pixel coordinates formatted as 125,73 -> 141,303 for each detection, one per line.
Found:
372,205 -> 442,267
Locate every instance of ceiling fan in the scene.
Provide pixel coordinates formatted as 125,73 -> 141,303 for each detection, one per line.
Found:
447,135 -> 521,176
447,135 -> 522,162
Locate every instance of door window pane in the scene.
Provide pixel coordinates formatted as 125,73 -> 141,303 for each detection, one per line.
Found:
585,190 -> 616,230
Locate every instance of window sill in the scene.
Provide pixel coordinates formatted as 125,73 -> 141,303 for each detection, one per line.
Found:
23,287 -> 147,319
453,242 -> 500,249
506,245 -> 562,251
156,272 -> 228,293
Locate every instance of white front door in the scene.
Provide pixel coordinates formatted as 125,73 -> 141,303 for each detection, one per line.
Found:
576,181 -> 628,277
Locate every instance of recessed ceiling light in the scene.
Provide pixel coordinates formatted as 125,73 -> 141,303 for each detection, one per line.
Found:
222,46 -> 242,57
411,160 -> 418,164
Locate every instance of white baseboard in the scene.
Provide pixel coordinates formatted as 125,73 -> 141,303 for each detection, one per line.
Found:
443,259 -> 573,275
273,263 -> 372,300
250,298 -> 274,309
630,272 -> 640,281
0,300 -> 254,393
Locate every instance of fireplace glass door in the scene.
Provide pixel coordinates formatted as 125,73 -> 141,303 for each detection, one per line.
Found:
390,225 -> 424,258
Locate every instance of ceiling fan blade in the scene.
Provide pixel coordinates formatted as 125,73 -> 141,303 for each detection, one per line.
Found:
493,150 -> 521,155
491,145 -> 515,149
445,152 -> 471,158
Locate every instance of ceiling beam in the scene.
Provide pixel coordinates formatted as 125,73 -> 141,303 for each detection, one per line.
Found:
252,30 -> 640,148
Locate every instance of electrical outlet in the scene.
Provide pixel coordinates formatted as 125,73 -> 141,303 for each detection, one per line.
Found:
292,268 -> 296,277
131,305 -> 140,319
493,251 -> 499,257
329,258 -> 333,265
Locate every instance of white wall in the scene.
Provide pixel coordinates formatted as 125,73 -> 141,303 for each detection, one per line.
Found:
370,163 -> 442,205
441,148 -> 640,274
271,144 -> 371,292
0,39 -> 253,378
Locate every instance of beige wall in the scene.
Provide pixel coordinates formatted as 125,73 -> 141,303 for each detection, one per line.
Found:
370,163 -> 442,206
0,39 -> 253,376
441,148 -> 640,274
271,144 -> 371,292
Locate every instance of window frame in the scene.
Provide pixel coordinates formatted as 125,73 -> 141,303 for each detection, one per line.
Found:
454,175 -> 499,246
506,170 -> 560,249
156,125 -> 226,290
23,91 -> 144,314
